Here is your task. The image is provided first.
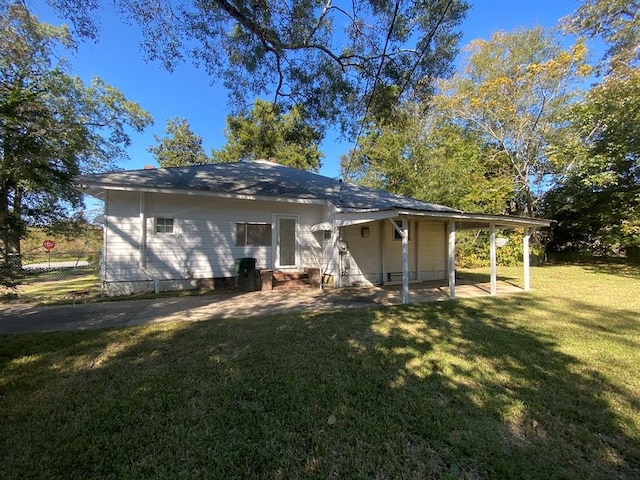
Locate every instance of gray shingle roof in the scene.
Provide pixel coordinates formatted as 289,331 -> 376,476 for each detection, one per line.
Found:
75,160 -> 460,214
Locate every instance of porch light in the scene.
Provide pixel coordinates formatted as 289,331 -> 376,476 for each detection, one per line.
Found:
496,237 -> 509,247
361,226 -> 370,238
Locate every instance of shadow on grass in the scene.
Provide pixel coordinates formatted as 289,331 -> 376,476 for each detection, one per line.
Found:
1,294 -> 639,479
544,258 -> 640,279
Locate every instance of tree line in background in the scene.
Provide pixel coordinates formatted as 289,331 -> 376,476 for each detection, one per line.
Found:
147,1 -> 639,260
1,0 -> 639,288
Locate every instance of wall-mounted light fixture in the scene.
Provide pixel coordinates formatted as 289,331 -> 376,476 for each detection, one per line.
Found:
361,226 -> 370,238
496,237 -> 509,248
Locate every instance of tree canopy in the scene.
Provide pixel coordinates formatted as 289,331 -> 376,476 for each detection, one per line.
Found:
562,0 -> 640,73
211,99 -> 323,171
436,28 -> 590,216
44,0 -> 470,136
0,3 -> 152,280
545,1 -> 640,256
148,118 -> 210,167
342,104 -> 513,213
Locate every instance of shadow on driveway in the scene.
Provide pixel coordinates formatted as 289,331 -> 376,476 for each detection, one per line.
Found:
0,281 -> 525,334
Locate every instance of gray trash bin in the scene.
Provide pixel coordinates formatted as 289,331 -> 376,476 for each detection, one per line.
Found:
235,257 -> 257,291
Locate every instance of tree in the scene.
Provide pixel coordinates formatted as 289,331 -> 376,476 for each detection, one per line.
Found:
211,99 -> 323,171
561,0 -> 640,74
148,117 -> 209,167
342,104 -> 513,213
0,3 -> 152,283
44,0 -> 470,136
543,1 -> 640,257
544,67 -> 640,256
436,28 -> 590,217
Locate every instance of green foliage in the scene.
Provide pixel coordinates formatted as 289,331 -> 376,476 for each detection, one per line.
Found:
562,0 -> 640,73
437,28 -> 590,216
344,105 -> 514,213
148,117 -> 210,167
211,99 -> 323,171
45,0 -> 470,136
21,221 -> 103,257
456,229 -> 545,268
0,3 -> 152,285
544,68 -> 640,256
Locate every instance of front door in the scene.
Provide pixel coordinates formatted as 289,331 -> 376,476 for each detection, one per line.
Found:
275,215 -> 297,268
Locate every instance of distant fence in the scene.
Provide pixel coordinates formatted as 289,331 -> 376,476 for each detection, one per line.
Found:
8,251 -> 101,273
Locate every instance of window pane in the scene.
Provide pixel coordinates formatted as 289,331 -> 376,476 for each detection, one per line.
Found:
157,218 -> 174,233
247,224 -> 271,246
236,223 -> 246,246
393,220 -> 409,240
279,218 -> 296,266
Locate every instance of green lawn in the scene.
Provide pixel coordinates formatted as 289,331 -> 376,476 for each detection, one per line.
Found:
1,264 -> 639,479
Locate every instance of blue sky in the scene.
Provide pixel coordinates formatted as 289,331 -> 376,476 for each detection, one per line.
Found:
31,0 -> 583,179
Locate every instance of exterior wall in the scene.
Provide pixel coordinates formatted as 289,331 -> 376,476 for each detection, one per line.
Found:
339,222 -> 384,286
417,220 -> 447,281
338,218 -> 447,287
102,190 -> 325,295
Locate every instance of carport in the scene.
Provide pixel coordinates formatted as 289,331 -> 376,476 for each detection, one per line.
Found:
332,209 -> 551,304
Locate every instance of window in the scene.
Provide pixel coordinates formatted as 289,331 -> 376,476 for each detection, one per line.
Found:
236,223 -> 272,246
392,219 -> 411,241
156,217 -> 174,234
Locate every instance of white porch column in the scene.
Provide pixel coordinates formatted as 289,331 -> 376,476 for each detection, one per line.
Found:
523,227 -> 531,291
389,218 -> 410,304
490,223 -> 497,295
402,218 -> 409,304
448,220 -> 456,299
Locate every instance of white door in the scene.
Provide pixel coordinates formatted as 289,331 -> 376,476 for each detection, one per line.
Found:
275,215 -> 297,268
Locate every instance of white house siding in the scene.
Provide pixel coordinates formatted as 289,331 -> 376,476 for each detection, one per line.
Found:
337,219 -> 447,287
417,221 -> 447,281
102,190 -> 325,295
340,222 -> 383,286
381,219 -> 419,283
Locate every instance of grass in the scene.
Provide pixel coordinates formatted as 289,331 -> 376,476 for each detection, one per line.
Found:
1,263 -> 639,479
5,267 -> 102,304
2,268 -> 229,305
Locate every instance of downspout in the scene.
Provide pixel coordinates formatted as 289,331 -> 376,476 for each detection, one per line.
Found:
139,192 -> 159,294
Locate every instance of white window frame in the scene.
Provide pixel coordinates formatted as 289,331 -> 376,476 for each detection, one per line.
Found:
235,222 -> 273,246
155,217 -> 175,234
273,214 -> 299,269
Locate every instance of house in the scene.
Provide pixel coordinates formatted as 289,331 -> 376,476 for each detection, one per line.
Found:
75,159 -> 550,301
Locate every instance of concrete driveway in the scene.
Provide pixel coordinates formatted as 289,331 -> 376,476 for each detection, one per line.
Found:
0,281 -> 525,334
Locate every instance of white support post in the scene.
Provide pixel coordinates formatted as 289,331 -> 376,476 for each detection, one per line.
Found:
448,220 -> 456,299
402,218 -> 409,304
490,223 -> 497,295
523,227 -> 531,291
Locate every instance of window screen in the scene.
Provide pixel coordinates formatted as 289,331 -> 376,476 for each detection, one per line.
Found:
156,217 -> 174,234
236,223 -> 272,246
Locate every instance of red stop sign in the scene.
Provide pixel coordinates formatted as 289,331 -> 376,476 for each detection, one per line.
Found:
43,240 -> 55,251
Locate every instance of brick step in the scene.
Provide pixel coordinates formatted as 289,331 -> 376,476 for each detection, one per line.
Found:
273,271 -> 309,282
259,268 -> 321,291
272,280 -> 313,290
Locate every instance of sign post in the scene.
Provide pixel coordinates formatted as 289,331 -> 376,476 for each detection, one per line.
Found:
43,240 -> 55,268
